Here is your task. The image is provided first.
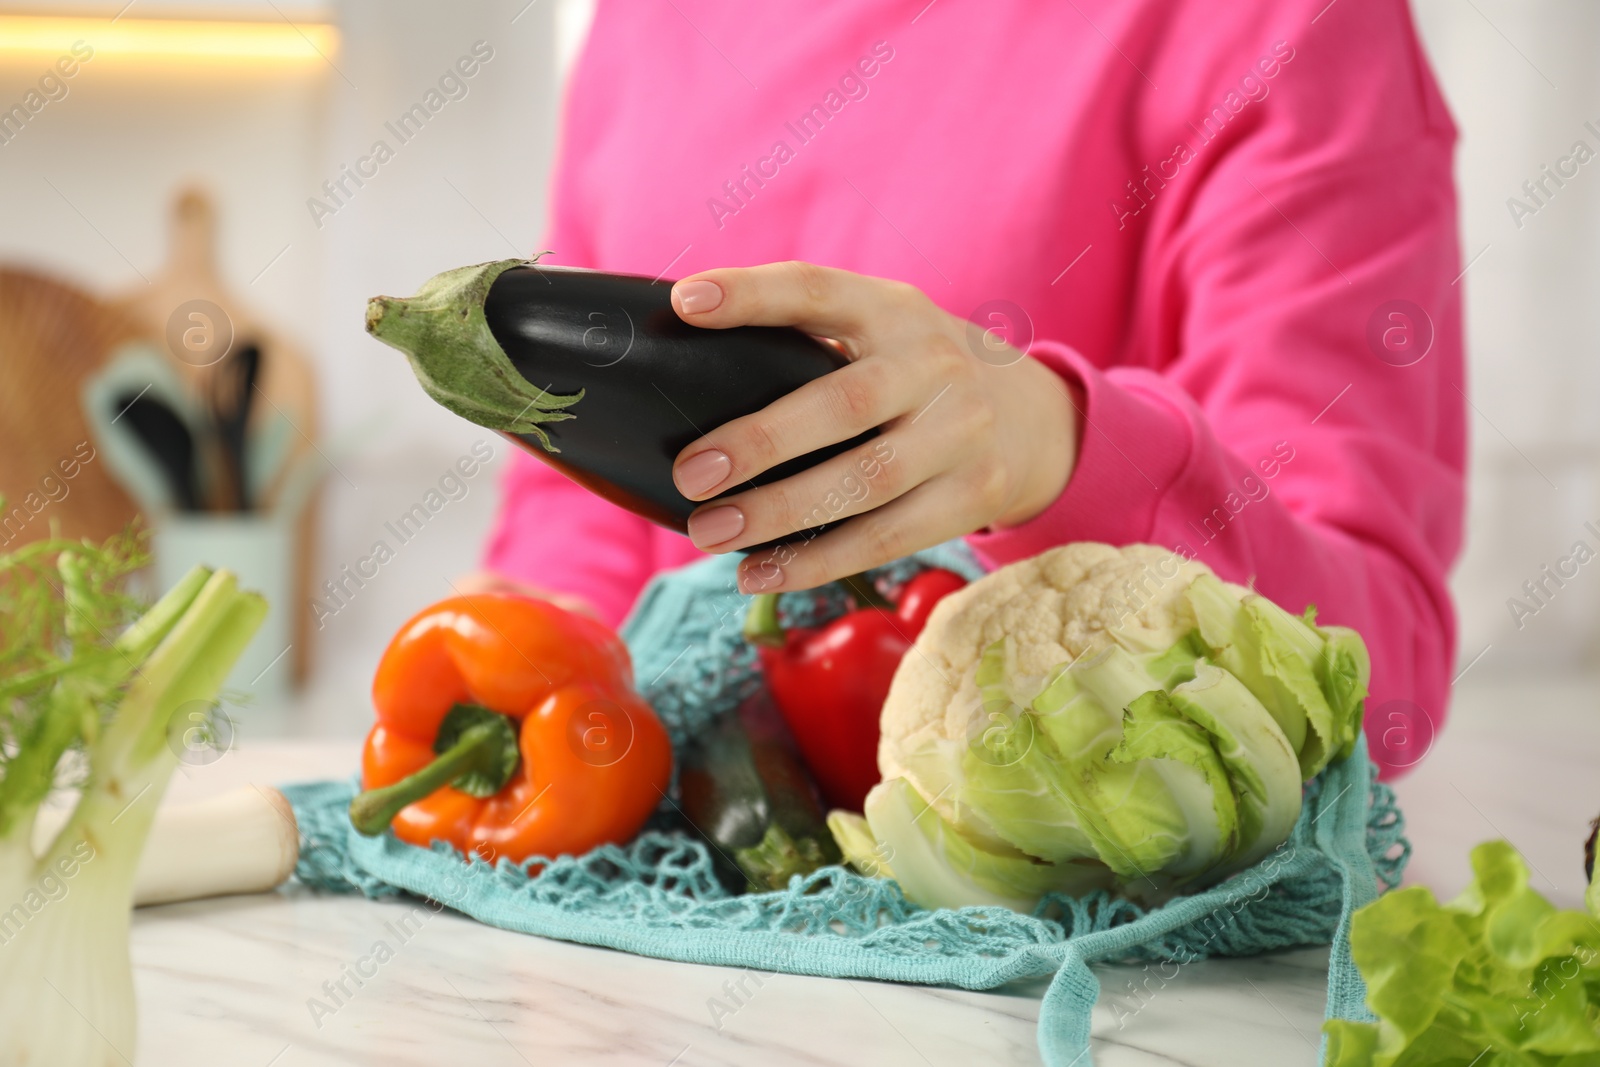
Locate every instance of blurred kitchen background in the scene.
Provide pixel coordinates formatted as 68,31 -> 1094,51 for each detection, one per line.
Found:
0,0 -> 1594,744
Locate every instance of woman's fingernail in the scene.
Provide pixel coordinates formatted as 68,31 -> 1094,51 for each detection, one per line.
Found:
738,565 -> 782,595
674,279 -> 723,314
687,505 -> 745,548
675,449 -> 731,497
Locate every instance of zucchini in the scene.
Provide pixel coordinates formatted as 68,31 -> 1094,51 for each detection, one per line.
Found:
675,689 -> 840,893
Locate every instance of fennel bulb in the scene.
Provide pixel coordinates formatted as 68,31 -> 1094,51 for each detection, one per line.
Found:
0,532 -> 265,1066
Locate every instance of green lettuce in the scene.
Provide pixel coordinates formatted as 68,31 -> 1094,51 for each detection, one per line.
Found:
1326,841 -> 1600,1066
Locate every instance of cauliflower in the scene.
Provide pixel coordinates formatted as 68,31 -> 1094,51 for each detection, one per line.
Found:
879,543 -> 1212,786
828,542 -> 1371,912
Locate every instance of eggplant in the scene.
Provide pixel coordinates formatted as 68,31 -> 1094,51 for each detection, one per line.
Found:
365,258 -> 871,534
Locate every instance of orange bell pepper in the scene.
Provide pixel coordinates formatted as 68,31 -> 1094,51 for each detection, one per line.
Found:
348,593 -> 672,865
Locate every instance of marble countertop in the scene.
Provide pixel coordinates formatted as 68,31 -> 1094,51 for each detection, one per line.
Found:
132,673 -> 1600,1067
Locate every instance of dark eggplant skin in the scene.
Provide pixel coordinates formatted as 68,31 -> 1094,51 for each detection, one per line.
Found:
483,265 -> 873,533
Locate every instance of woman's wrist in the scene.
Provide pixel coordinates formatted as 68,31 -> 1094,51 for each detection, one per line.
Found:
989,354 -> 1080,528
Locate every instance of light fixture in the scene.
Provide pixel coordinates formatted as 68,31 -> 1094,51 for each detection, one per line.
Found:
0,14 -> 339,62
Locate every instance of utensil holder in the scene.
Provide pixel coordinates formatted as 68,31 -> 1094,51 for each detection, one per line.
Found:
154,514 -> 295,704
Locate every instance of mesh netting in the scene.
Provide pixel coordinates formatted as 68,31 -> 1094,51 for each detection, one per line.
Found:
622,539 -> 986,747
281,542 -> 1406,1064
287,769 -> 1403,970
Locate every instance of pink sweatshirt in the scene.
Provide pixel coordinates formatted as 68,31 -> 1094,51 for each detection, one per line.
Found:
483,0 -> 1465,778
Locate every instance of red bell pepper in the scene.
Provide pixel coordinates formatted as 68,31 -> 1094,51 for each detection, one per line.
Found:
743,569 -> 966,812
348,593 -> 672,865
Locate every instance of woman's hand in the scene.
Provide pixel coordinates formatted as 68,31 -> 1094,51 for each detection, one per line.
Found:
451,570 -> 599,619
668,261 -> 1079,594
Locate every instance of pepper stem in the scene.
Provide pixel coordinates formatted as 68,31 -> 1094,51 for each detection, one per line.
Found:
743,571 -> 890,648
743,592 -> 785,648
349,722 -> 502,836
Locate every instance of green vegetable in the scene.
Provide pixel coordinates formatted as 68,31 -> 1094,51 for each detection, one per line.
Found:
1327,841 -> 1600,1066
848,543 -> 1368,909
0,527 -> 266,1065
830,779 -> 1109,911
675,691 -> 839,893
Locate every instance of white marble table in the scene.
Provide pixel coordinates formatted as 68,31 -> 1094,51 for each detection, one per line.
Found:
132,673 -> 1600,1066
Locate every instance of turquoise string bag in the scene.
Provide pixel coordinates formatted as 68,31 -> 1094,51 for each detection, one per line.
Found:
282,543 -> 1407,1066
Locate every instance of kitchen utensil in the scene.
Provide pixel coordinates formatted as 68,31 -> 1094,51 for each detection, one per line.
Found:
82,345 -> 212,517
115,390 -> 201,511
208,340 -> 261,510
149,425 -> 343,702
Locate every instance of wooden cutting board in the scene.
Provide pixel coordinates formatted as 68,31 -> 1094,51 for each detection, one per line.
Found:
111,186 -> 322,686
0,267 -> 144,546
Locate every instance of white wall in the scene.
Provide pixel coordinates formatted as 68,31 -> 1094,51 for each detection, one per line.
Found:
0,23 -> 328,332
1412,0 -> 1600,676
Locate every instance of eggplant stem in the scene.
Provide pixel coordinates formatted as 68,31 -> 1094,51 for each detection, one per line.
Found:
348,723 -> 501,836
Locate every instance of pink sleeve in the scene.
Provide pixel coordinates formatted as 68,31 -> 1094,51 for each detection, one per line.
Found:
481,449 -> 660,628
970,54 -> 1464,781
